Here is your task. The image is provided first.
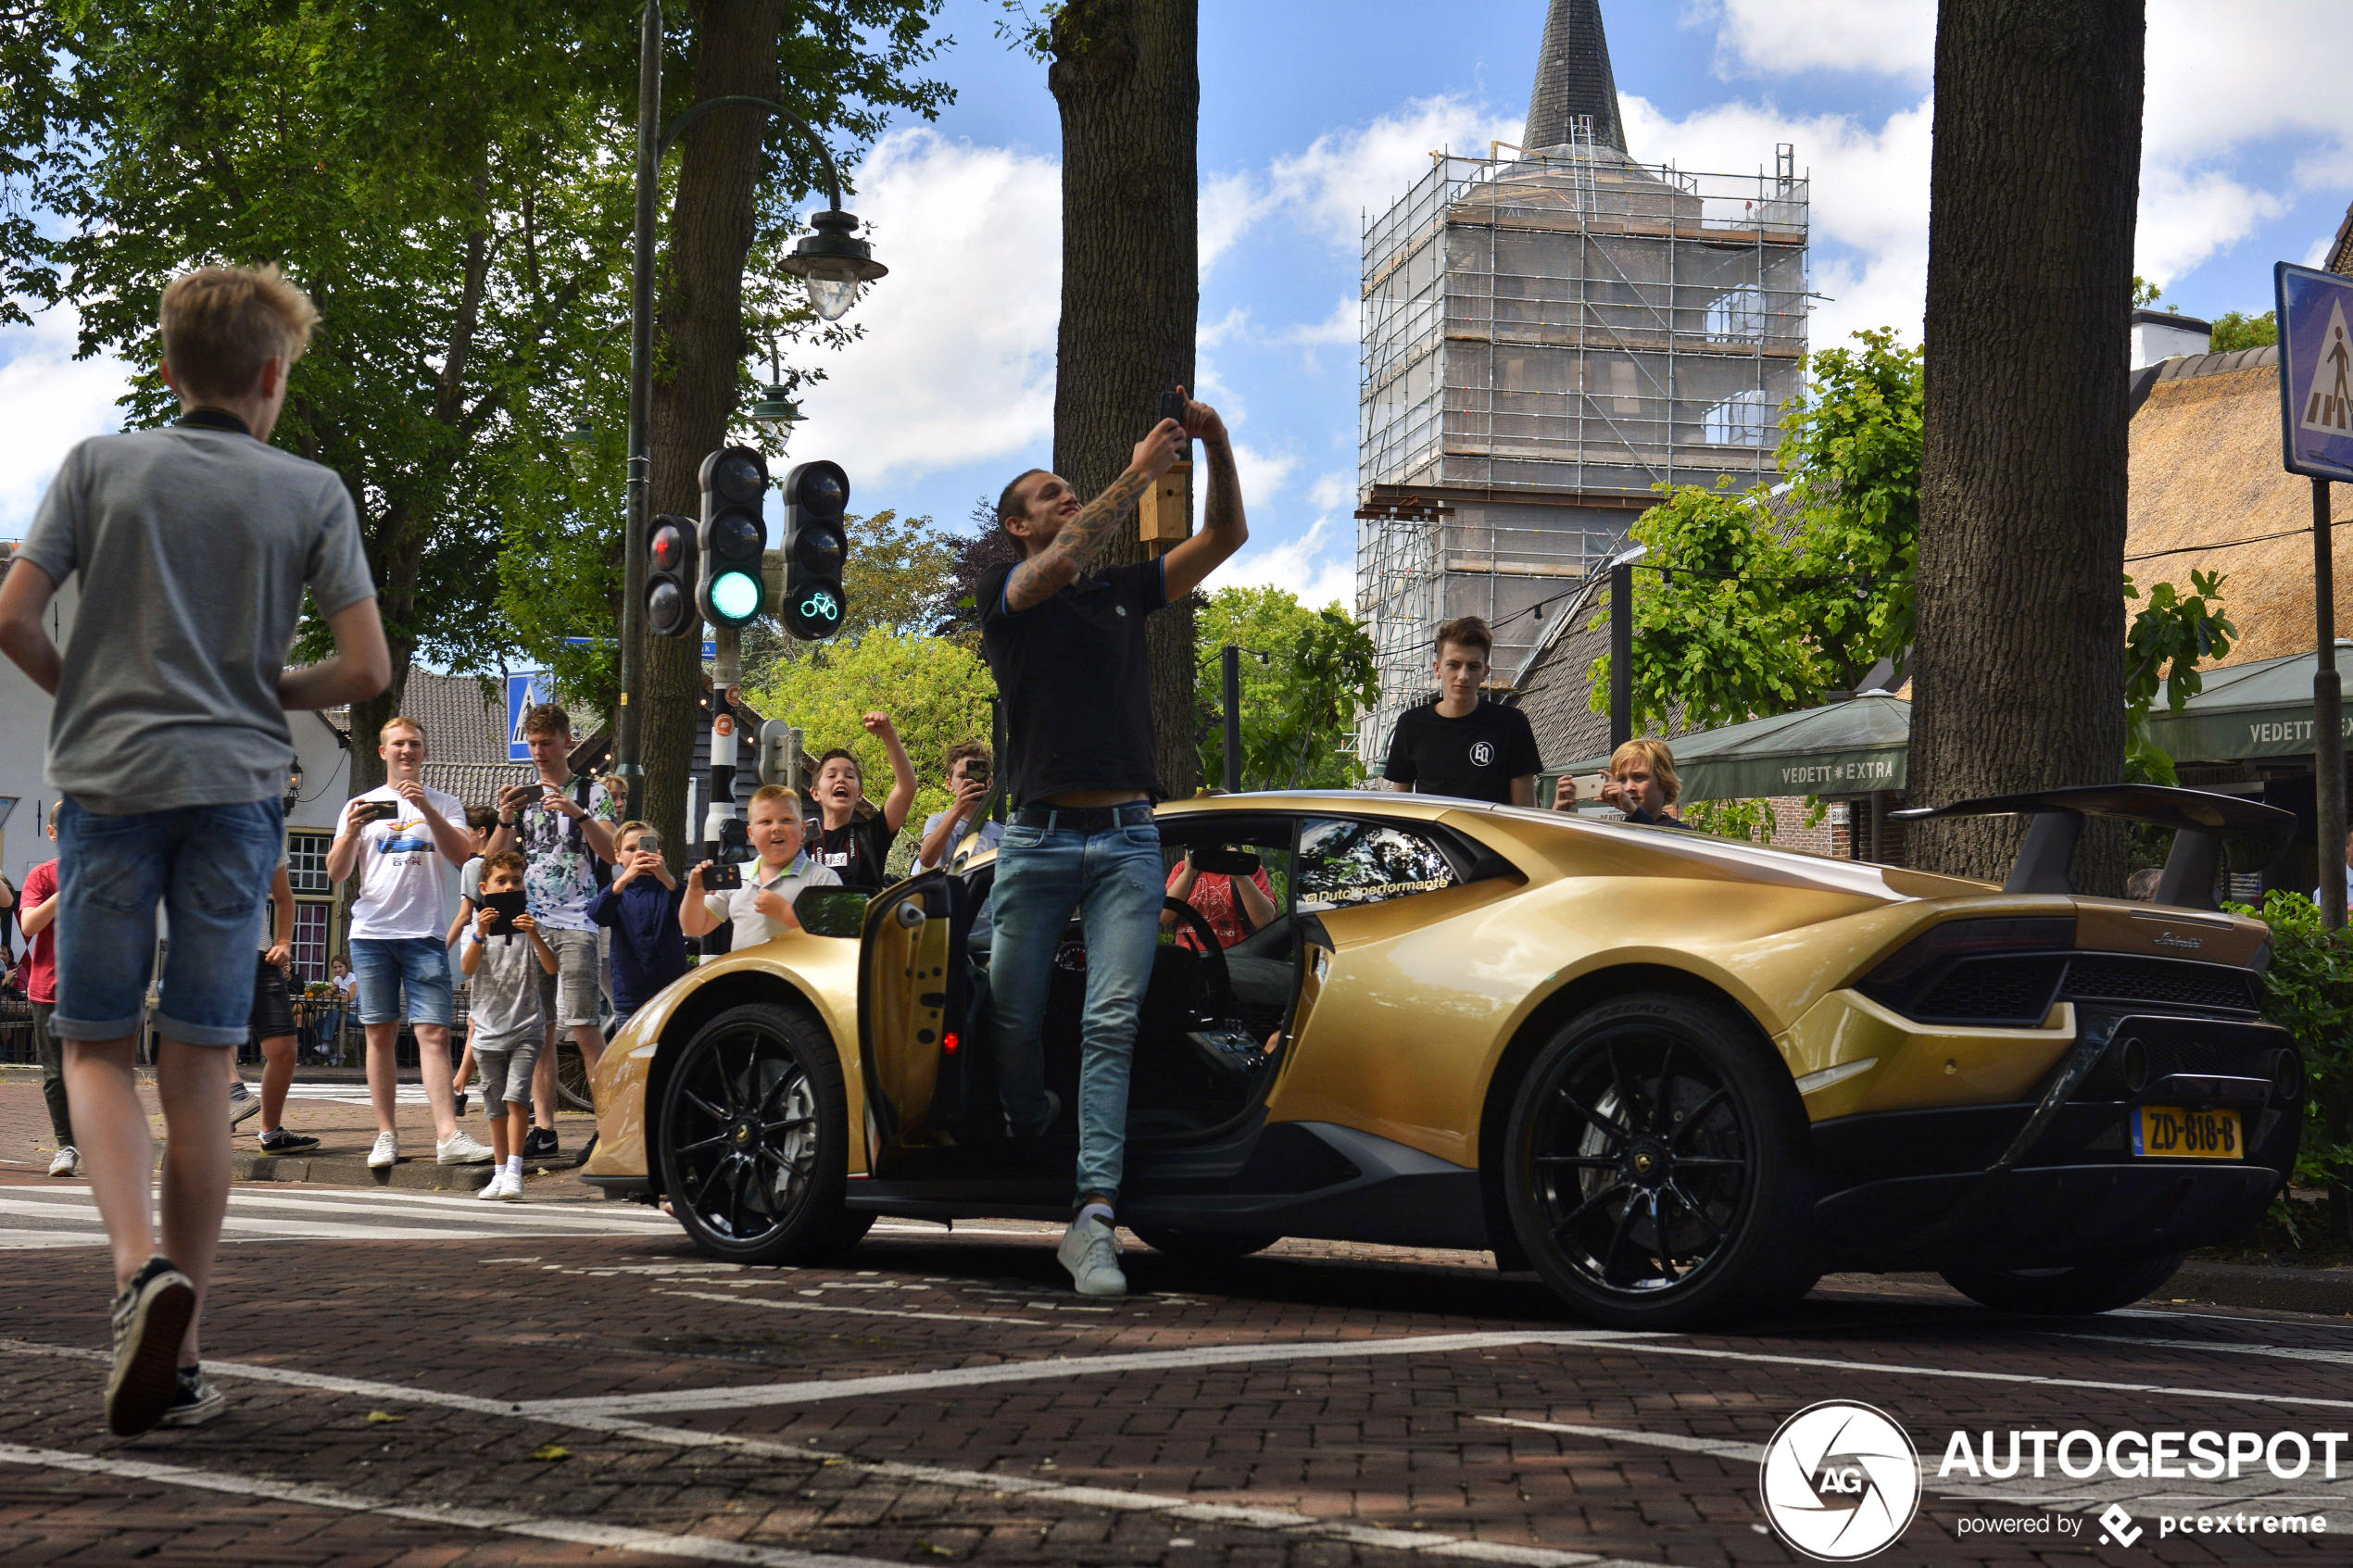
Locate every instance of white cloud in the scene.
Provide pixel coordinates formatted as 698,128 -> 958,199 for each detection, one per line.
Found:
1308,470 -> 1352,513
1279,298 -> 1356,348
1696,0 -> 1933,80
783,129 -> 1061,490
1217,513 -> 1354,613
0,303 -> 136,535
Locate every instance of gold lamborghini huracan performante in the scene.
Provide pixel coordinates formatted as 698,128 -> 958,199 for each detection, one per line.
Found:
582,784 -> 2302,1329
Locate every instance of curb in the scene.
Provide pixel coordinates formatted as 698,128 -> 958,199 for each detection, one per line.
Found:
233,1150 -> 587,1192
2165,1261 -> 2353,1316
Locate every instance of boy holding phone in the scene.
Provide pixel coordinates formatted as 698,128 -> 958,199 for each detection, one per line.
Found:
589,821 -> 688,1036
916,743 -> 1004,872
682,785 -> 838,950
457,852 -> 559,1200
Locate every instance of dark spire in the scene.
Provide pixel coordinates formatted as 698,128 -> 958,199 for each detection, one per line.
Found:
1522,0 -> 1627,155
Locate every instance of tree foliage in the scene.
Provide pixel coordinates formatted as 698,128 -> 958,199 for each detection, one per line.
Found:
745,629 -> 996,840
2122,569 -> 2234,787
2207,309 -> 2277,353
1586,329 -> 1923,731
2224,891 -> 2353,1242
1,0 -> 645,783
1193,586 -> 1378,792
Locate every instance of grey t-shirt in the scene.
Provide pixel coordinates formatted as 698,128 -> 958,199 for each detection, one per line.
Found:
462,928 -> 544,1053
20,424 -> 375,814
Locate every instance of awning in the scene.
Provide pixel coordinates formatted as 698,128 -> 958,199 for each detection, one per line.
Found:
2146,641 -> 2353,762
1555,695 -> 1910,802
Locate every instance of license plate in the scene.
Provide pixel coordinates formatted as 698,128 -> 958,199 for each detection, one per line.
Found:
2133,1106 -> 2243,1160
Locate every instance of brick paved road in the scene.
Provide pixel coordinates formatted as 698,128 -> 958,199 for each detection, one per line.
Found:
1,1170 -> 2347,1567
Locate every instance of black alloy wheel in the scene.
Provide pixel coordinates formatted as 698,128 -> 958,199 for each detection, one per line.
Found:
657,1002 -> 871,1265
1504,992 -> 1818,1329
1939,1252 -> 2187,1315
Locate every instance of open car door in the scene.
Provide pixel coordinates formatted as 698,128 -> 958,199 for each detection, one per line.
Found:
852,870 -> 969,1174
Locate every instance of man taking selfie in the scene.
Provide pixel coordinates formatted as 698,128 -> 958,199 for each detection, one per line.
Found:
485,702 -> 617,1163
980,386 -> 1248,1298
327,716 -> 487,1169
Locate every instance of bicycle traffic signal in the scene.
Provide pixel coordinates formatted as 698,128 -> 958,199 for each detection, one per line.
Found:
646,513 -> 698,638
697,445 -> 770,630
779,458 -> 849,641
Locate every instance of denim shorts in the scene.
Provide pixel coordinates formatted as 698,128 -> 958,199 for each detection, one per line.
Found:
351,935 -> 455,1027
53,797 -> 283,1047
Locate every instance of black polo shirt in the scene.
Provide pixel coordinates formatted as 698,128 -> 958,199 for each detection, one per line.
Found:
977,558 -> 1169,807
1381,698 -> 1542,804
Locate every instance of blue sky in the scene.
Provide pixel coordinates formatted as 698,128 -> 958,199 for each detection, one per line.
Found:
8,0 -> 2353,615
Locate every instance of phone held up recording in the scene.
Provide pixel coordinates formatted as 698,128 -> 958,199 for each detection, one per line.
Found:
1157,387 -> 1188,429
482,890 -> 529,941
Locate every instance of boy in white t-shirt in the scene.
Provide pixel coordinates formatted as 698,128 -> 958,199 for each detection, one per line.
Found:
681,785 -> 839,950
325,717 -> 488,1170
457,852 -> 559,1200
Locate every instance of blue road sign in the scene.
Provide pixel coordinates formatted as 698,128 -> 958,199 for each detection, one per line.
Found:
2276,261 -> 2353,482
507,673 -> 542,760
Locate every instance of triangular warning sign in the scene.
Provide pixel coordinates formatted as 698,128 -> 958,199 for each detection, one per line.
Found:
2301,297 -> 2353,436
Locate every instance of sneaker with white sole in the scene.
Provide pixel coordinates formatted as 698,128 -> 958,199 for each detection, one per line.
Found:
107,1255 -> 196,1436
1056,1213 -> 1127,1298
228,1080 -> 259,1129
476,1170 -> 510,1201
157,1363 -> 224,1427
47,1146 -> 77,1178
489,1169 -> 525,1201
367,1131 -> 399,1169
435,1130 -> 495,1165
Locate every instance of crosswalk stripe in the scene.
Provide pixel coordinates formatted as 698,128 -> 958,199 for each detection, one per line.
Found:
0,1185 -> 681,1248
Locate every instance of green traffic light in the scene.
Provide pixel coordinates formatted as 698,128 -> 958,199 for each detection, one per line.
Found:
709,570 -> 761,623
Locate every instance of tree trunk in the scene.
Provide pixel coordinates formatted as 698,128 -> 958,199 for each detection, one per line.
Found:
1910,0 -> 2144,892
1049,0 -> 1201,800
642,0 -> 789,862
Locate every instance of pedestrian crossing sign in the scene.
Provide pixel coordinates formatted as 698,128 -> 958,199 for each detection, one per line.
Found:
2275,260 -> 2353,481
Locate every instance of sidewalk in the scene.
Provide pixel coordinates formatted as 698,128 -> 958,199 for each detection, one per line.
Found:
0,1068 -> 601,1194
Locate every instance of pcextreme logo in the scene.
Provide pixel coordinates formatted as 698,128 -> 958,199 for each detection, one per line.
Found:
1759,1400 -> 1923,1561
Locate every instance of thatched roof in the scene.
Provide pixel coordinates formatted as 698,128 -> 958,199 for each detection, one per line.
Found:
2125,345 -> 2353,669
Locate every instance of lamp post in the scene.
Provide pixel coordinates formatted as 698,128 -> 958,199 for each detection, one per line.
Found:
612,0 -> 887,791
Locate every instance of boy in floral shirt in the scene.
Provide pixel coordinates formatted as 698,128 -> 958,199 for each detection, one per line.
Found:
484,702 -> 616,1162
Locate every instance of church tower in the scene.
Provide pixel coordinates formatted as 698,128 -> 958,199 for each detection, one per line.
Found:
1353,0 -> 1809,760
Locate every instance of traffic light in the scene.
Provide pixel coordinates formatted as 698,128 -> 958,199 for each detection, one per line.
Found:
696,445 -> 770,630
779,458 -> 849,641
646,513 -> 698,638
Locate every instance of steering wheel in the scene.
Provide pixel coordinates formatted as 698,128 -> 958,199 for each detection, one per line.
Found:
1162,896 -> 1245,1024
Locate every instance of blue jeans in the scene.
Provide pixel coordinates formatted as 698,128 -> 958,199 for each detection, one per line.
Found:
53,797 -> 283,1047
351,936 -> 455,1027
988,815 -> 1164,1205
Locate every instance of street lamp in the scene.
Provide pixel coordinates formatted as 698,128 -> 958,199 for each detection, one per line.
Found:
748,384 -> 803,428
778,208 -> 887,322
614,0 -> 887,791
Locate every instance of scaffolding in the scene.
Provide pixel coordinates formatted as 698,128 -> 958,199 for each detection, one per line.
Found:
1354,130 -> 1809,759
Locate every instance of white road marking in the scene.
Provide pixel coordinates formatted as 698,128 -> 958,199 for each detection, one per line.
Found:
0,1441 -> 916,1568
516,1331 -> 1655,1419
2046,1332 -> 2353,1369
657,1288 -> 1050,1328
1478,1416 -> 1763,1463
0,1341 -> 1642,1567
0,1185 -> 675,1248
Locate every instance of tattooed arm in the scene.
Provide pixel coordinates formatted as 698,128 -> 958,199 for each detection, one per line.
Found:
1162,395 -> 1248,601
1003,420 -> 1187,612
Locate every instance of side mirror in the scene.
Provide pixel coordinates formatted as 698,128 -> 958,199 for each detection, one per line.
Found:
793,885 -> 868,939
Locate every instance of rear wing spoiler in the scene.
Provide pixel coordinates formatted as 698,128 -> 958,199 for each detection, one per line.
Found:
1888,784 -> 2296,909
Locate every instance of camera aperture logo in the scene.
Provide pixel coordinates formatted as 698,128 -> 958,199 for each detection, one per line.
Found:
1760,1401 -> 1922,1561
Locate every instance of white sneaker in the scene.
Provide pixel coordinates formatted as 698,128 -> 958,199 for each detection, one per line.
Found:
47,1146 -> 77,1178
476,1170 -> 508,1201
367,1132 -> 399,1169
493,1170 -> 524,1202
435,1130 -> 495,1165
1056,1214 -> 1127,1298
228,1080 -> 259,1129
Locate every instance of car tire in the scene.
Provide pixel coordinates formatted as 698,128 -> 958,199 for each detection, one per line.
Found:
657,1001 -> 871,1265
1131,1223 -> 1280,1261
1938,1252 -> 2187,1315
1503,991 -> 1819,1330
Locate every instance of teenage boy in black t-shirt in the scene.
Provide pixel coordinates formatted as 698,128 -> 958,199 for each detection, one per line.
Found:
977,387 -> 1249,1298
805,712 -> 917,894
1381,615 -> 1541,805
